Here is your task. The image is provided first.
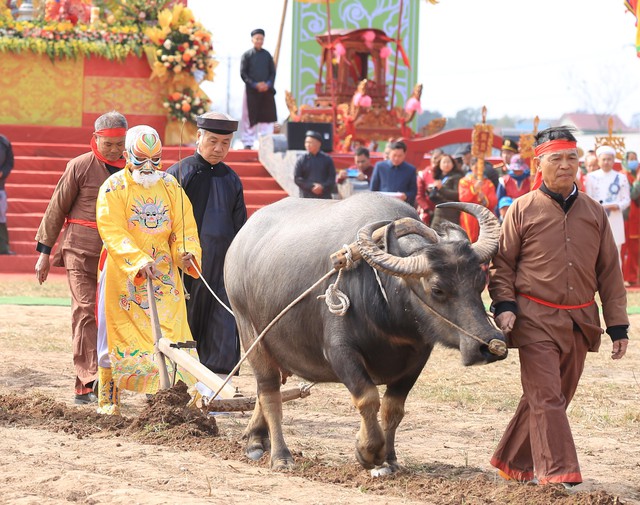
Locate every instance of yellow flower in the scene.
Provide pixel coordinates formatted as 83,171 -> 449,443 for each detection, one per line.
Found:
152,61 -> 167,79
145,26 -> 166,45
157,8 -> 173,30
170,4 -> 185,26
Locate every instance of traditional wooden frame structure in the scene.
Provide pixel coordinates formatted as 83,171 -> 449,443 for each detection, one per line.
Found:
285,28 -> 428,151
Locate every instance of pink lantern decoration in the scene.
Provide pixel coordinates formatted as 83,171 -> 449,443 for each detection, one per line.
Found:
359,95 -> 372,108
380,46 -> 392,72
404,97 -> 422,114
335,42 -> 346,62
362,30 -> 376,50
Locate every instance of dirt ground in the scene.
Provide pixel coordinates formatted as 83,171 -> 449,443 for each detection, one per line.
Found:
1,298 -> 639,504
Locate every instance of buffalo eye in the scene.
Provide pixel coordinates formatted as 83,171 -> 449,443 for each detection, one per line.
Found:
431,286 -> 445,298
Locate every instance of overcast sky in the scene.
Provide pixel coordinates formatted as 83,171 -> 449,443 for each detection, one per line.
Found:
189,0 -> 640,126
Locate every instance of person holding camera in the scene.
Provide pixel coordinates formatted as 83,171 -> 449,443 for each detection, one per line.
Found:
427,153 -> 465,229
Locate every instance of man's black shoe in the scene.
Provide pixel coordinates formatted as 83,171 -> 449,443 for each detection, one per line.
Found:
74,392 -> 98,405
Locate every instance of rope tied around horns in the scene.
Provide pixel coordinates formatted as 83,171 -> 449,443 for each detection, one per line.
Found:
317,244 -> 355,316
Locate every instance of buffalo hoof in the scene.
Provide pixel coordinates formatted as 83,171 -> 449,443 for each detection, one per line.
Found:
271,457 -> 295,471
370,462 -> 399,478
246,445 -> 265,461
355,447 -> 386,470
355,440 -> 386,470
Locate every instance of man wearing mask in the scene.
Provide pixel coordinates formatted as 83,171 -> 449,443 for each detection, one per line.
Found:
95,126 -> 201,415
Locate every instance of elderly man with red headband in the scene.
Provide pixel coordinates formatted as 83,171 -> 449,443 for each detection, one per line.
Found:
488,126 -> 629,489
34,111 -> 127,405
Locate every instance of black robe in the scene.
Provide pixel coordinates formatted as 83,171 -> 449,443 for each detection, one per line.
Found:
167,153 -> 247,374
240,47 -> 277,126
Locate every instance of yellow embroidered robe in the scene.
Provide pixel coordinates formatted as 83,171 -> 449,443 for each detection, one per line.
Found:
96,168 -> 202,393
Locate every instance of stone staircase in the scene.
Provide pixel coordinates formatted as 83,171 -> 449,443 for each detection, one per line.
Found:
2,143 -> 288,274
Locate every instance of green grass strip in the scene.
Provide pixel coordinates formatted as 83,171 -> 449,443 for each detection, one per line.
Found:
0,296 -> 71,306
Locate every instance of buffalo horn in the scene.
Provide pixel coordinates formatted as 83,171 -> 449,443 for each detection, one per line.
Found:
356,218 -> 439,278
435,202 -> 500,263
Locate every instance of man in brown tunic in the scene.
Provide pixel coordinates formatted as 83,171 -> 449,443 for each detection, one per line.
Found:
34,111 -> 127,404
489,126 -> 629,488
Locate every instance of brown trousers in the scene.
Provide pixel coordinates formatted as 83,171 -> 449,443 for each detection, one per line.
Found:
67,265 -> 99,394
490,328 -> 589,484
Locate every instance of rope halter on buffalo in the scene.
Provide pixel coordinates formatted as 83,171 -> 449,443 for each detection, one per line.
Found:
330,217 -> 507,358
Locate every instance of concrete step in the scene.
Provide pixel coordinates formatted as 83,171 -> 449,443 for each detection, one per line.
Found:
246,204 -> 262,217
8,198 -> 51,214
12,142 -> 261,161
11,142 -> 88,158
243,190 -> 288,206
228,162 -> 271,177
14,156 -> 70,172
4,240 -> 38,256
6,227 -> 38,243
7,170 -> 64,185
7,213 -> 43,229
13,156 -> 274,179
6,183 -> 55,200
240,176 -> 283,191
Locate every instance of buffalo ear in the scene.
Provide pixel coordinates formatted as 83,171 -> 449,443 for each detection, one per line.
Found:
437,222 -> 470,243
382,221 -> 402,255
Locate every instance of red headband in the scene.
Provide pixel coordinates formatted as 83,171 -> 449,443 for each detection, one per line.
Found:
90,128 -> 127,169
94,127 -> 127,138
534,139 -> 577,157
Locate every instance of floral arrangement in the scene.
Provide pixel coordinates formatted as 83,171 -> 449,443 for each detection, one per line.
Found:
145,3 -> 214,81
45,0 -> 91,25
0,18 -> 146,60
94,0 -> 172,26
0,1 -> 215,130
163,88 -> 210,123
0,2 -> 13,23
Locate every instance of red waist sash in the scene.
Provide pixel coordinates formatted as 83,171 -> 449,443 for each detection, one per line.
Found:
66,218 -> 98,229
517,292 -> 595,310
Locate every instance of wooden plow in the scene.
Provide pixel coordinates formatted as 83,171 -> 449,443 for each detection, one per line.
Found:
147,277 -> 312,412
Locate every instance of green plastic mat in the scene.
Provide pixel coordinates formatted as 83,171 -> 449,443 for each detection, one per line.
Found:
0,296 -> 71,306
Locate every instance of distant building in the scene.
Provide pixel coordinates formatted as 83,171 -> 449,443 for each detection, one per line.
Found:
558,113 -> 634,134
557,113 -> 639,157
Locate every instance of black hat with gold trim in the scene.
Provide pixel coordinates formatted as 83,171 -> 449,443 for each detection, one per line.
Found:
501,139 -> 518,153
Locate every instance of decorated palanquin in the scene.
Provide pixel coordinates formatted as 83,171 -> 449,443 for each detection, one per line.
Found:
285,28 -> 425,151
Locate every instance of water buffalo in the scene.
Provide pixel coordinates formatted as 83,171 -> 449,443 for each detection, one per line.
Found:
224,191 -> 506,474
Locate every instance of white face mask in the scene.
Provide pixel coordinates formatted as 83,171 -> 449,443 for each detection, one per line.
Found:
131,168 -> 161,189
